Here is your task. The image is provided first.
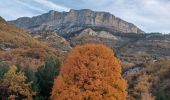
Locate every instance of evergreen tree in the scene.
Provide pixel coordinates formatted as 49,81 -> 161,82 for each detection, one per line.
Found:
36,56 -> 60,99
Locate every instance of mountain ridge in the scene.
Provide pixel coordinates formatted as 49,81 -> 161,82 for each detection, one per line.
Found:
10,9 -> 144,36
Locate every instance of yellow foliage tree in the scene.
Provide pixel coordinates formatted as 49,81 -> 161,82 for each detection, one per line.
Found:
0,65 -> 34,99
51,44 -> 127,100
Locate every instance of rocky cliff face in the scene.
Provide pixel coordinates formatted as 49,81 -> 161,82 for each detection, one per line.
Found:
10,9 -> 144,36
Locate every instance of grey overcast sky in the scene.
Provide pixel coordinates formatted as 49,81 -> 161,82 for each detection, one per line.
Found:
0,0 -> 170,33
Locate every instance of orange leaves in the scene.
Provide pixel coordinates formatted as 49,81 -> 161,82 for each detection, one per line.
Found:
51,44 -> 127,100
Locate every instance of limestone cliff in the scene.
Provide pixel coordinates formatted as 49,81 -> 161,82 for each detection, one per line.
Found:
10,9 -> 144,36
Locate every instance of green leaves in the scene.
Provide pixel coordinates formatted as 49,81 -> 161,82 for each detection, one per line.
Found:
35,56 -> 60,98
0,61 -> 8,78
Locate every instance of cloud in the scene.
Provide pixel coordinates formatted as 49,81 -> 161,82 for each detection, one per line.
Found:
0,0 -> 39,20
0,0 -> 70,20
31,0 -> 70,11
15,0 -> 45,12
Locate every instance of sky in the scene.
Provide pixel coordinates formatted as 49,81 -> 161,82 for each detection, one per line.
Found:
0,0 -> 170,33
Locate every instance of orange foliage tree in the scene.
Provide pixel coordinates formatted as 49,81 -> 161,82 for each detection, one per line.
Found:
51,44 -> 127,100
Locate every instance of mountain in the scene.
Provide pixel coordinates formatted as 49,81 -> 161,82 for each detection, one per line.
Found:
10,9 -> 144,36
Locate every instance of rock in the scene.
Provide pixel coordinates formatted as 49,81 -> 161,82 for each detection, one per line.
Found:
78,28 -> 97,37
10,9 -> 144,36
98,31 -> 118,40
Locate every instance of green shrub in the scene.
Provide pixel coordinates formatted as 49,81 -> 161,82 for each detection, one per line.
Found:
0,61 -> 8,78
35,56 -> 60,99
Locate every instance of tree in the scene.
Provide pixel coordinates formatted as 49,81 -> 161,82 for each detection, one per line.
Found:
24,66 -> 39,94
0,65 -> 34,99
51,44 -> 127,100
35,56 -> 60,99
0,61 -> 8,78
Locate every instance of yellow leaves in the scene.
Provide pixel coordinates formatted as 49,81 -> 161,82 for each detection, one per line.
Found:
51,44 -> 127,100
0,65 -> 34,99
135,74 -> 150,93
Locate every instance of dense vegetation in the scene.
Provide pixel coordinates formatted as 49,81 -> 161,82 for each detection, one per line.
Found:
125,59 -> 170,100
0,56 -> 60,99
0,42 -> 170,100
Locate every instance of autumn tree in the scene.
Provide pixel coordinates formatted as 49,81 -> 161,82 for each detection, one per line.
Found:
0,65 -> 34,99
51,44 -> 127,100
134,74 -> 155,100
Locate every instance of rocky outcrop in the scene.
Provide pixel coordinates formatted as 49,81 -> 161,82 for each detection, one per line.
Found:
77,28 -> 118,40
10,9 -> 144,36
98,31 -> 118,40
30,32 -> 71,52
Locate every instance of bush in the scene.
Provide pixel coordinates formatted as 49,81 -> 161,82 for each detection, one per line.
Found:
24,66 -> 39,93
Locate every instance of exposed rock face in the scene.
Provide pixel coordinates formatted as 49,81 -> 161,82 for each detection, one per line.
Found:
77,28 -> 118,40
69,28 -> 120,50
98,31 -> 118,40
78,28 -> 97,37
10,9 -> 144,36
30,32 -> 71,52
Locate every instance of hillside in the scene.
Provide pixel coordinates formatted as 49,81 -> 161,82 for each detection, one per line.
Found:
29,31 -> 71,52
125,59 -> 170,100
0,16 -> 60,69
10,9 -> 144,37
0,16 -> 48,50
68,28 -> 170,67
